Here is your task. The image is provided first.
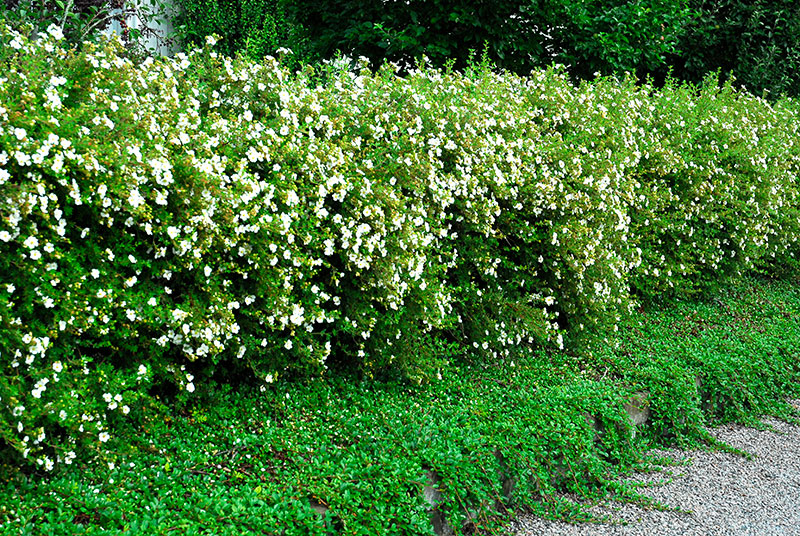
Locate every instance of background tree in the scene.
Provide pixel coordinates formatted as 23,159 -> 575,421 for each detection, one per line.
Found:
0,0 -> 175,53
282,0 -> 691,77
665,0 -> 800,98
171,0 -> 316,67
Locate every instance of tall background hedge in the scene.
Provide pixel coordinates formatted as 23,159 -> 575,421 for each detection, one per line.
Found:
3,1 -> 800,98
663,0 -> 800,99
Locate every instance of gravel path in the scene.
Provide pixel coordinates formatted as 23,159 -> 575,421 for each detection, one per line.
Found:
509,404 -> 800,536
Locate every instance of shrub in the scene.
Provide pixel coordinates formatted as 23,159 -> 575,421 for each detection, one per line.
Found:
1,22 -> 800,472
628,75 -> 800,297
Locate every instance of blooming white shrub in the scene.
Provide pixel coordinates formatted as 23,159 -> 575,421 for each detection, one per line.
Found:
1,23 -> 799,471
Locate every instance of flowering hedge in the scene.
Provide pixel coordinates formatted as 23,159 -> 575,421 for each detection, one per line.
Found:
2,24 -> 800,471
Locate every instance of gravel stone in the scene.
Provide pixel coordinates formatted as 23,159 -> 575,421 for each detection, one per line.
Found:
508,401 -> 800,536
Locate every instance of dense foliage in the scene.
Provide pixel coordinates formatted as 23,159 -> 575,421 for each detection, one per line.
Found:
2,24 -> 800,473
284,0 -> 691,77
4,1 -> 799,100
171,0 -> 316,67
282,0 -> 800,98
668,0 -> 800,99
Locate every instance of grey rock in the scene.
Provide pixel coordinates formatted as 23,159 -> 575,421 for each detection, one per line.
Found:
623,391 -> 651,428
424,470 -> 455,536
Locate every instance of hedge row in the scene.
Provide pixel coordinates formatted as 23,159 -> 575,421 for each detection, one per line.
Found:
1,25 -> 800,470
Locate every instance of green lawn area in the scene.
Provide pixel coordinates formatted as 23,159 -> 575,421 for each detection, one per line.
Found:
3,275 -> 800,535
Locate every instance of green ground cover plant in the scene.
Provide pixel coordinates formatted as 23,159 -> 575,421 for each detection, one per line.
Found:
1,275 -> 799,535
2,23 -> 800,475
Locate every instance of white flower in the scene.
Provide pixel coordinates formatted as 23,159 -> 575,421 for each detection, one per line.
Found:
147,297 -> 158,306
29,250 -> 41,260
138,364 -> 147,375
289,304 -> 304,325
98,432 -> 110,443
14,128 -> 26,140
14,151 -> 31,166
185,382 -> 195,393
128,189 -> 145,208
46,24 -> 65,41
23,236 -> 38,249
52,361 -> 63,373
6,284 -> 15,293
167,226 -> 180,239
91,269 -> 100,278
122,405 -> 130,415
204,266 -> 212,277
0,231 -> 11,242
284,340 -> 293,350
205,35 -> 218,46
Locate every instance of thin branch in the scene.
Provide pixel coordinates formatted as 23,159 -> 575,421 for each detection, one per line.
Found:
60,0 -> 74,30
